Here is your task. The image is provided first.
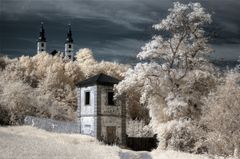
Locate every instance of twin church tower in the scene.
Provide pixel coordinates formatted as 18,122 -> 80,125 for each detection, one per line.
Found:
37,22 -> 74,60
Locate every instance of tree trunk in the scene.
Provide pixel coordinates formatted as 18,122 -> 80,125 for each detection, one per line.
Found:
234,141 -> 239,159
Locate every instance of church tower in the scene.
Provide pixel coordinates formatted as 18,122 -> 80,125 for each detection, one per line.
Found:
65,24 -> 74,61
37,22 -> 46,53
76,73 -> 126,145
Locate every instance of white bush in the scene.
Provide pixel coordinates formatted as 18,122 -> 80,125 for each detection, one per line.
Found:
201,71 -> 240,158
127,119 -> 154,137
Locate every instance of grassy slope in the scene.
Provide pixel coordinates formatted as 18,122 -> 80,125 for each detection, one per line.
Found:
0,126 -> 226,159
0,126 -> 121,159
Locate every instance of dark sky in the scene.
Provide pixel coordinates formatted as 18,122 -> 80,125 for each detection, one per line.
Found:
0,0 -> 240,62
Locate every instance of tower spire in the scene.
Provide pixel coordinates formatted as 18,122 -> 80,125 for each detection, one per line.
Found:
37,22 -> 47,53
66,24 -> 73,43
38,22 -> 46,42
65,24 -> 74,60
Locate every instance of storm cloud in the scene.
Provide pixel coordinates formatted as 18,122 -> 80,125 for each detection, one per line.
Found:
0,0 -> 240,61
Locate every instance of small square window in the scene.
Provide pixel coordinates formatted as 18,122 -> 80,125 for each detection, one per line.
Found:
41,43 -> 44,47
85,91 -> 90,105
69,44 -> 72,48
107,92 -> 115,106
84,124 -> 91,128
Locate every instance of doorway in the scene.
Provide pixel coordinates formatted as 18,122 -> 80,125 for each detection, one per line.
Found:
106,126 -> 116,144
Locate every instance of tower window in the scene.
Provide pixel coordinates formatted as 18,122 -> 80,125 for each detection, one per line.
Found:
85,91 -> 90,105
41,43 -> 44,47
84,124 -> 91,128
69,44 -> 71,48
41,49 -> 44,51
107,92 -> 115,106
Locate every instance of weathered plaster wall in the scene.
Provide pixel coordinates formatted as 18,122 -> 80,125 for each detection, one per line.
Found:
100,116 -> 122,141
80,116 -> 96,137
99,85 -> 121,116
80,86 -> 97,116
98,85 -> 123,143
78,86 -> 97,136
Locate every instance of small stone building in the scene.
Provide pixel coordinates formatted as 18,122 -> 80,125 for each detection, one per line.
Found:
76,73 -> 126,145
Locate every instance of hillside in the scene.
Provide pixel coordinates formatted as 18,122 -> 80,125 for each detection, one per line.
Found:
0,126 -> 226,159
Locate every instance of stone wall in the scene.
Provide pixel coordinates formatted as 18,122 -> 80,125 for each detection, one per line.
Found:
24,116 -> 80,134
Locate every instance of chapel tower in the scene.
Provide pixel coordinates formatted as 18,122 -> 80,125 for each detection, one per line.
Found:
76,73 -> 126,145
37,22 -> 46,53
65,24 -> 74,60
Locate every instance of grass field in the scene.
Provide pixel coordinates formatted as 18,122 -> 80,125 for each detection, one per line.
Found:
0,126 -> 227,159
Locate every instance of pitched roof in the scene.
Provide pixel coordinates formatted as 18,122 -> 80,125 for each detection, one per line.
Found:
76,73 -> 120,87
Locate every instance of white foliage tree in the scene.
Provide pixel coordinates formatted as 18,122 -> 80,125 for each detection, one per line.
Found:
116,2 -> 217,152
201,71 -> 240,158
0,49 -> 128,124
76,48 -> 96,65
0,78 -> 73,124
75,48 -> 128,79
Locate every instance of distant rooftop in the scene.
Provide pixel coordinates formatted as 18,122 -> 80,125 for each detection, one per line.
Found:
76,73 -> 120,87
